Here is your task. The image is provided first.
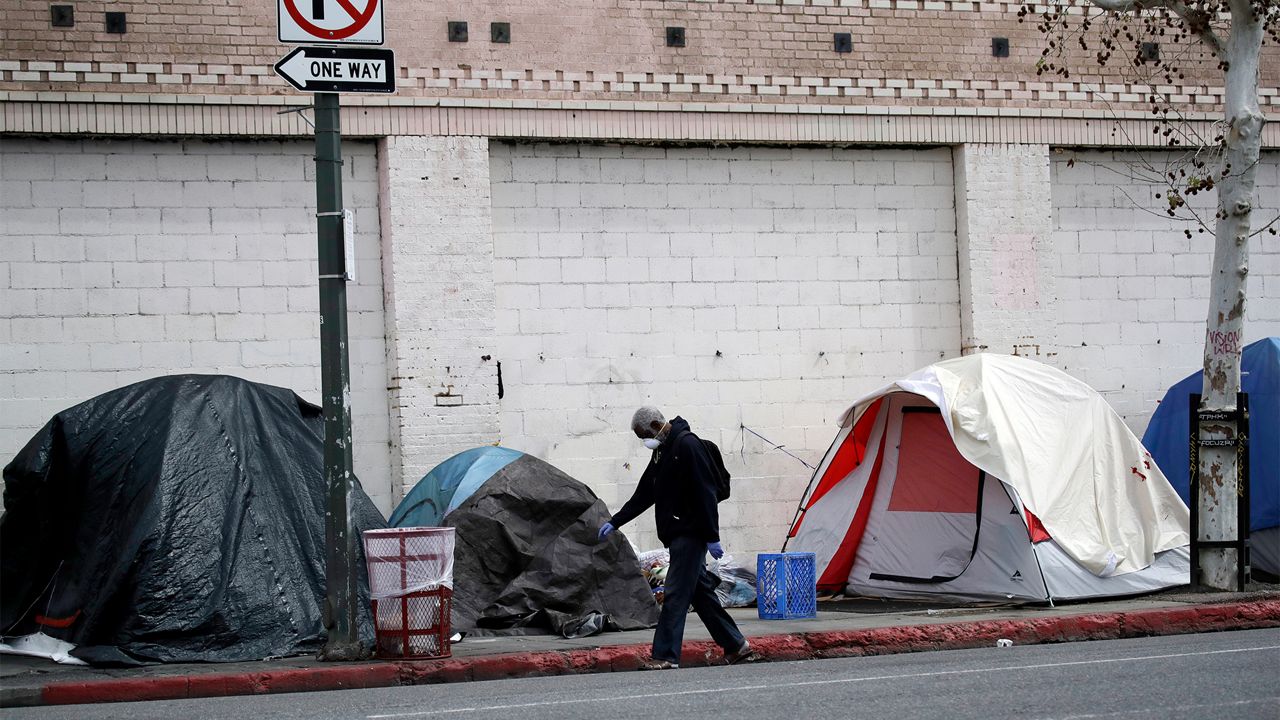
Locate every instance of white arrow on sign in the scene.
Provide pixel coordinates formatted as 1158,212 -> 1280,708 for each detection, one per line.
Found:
274,46 -> 395,93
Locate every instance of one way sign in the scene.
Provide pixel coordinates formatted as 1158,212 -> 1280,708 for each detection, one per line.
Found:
274,46 -> 395,93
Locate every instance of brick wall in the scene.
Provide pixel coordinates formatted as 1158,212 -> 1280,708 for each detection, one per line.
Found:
0,137 -> 396,514
7,133 -> 1277,550
3,0 -> 1276,115
490,141 -> 961,554
1052,149 -> 1280,433
954,143 -> 1056,357
378,136 -> 501,495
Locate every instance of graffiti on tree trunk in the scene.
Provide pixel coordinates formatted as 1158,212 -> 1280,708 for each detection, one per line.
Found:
1206,328 -> 1242,356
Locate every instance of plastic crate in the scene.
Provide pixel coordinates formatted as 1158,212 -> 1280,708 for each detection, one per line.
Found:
363,527 -> 455,659
756,552 -> 817,620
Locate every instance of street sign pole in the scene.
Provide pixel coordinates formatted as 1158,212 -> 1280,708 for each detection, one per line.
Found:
275,0 -> 389,662
314,91 -> 363,660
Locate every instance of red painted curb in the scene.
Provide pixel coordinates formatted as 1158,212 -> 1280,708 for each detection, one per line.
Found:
31,599 -> 1280,706
41,664 -> 401,706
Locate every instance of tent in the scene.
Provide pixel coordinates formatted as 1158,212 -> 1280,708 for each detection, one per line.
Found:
786,354 -> 1191,603
1142,337 -> 1280,578
0,375 -> 386,665
391,447 -> 659,637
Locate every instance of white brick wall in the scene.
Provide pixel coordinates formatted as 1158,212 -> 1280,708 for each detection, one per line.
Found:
378,136 -> 500,497
954,144 -> 1057,358
0,138 -> 396,514
490,142 -> 962,555
1051,149 -> 1280,433
11,133 -> 1273,553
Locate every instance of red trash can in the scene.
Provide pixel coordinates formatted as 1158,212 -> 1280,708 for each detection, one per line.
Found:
362,527 -> 455,659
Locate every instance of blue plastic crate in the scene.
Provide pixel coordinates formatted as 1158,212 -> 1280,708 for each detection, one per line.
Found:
756,552 -> 817,619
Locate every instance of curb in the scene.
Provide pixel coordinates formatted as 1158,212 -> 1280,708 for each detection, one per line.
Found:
19,599 -> 1280,707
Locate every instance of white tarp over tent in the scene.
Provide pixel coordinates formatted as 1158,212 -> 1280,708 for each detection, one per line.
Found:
788,354 -> 1191,602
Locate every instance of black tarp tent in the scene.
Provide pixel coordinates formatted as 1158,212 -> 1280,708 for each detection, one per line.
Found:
391,447 -> 659,637
0,375 -> 386,665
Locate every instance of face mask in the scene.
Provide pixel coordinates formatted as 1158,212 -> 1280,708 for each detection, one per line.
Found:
642,438 -> 662,450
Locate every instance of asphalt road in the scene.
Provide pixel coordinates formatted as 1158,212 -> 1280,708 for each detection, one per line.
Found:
8,629 -> 1278,720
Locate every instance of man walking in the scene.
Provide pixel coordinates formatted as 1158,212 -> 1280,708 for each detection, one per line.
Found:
598,406 -> 757,670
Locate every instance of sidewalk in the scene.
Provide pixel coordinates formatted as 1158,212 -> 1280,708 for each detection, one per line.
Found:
3,587 -> 1278,708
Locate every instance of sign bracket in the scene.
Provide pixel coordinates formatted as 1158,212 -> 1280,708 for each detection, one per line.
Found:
277,105 -> 316,129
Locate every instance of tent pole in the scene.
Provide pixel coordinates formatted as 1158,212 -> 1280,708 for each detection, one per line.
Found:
781,427 -> 843,552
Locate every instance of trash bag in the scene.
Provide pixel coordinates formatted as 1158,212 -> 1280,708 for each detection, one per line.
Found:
0,375 -> 387,665
636,549 -> 756,608
638,549 -> 671,604
710,555 -> 758,608
558,611 -> 607,639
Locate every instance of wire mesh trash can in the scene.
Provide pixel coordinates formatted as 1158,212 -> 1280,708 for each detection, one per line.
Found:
756,552 -> 817,620
363,527 -> 455,659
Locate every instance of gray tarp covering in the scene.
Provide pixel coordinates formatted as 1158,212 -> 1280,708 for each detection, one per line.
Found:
440,454 -> 659,637
0,375 -> 386,665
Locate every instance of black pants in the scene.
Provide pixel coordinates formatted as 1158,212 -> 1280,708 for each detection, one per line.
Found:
652,534 -> 745,664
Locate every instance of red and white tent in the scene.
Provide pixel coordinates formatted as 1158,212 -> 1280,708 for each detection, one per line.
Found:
786,354 -> 1191,603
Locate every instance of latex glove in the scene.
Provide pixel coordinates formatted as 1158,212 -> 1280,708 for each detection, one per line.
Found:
598,522 -> 615,541
707,541 -> 724,559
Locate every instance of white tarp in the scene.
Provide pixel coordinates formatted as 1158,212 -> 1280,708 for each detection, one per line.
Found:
838,354 -> 1190,577
0,632 -> 87,665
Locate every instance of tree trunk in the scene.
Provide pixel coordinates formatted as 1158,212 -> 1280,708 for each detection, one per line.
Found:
1198,0 -> 1264,590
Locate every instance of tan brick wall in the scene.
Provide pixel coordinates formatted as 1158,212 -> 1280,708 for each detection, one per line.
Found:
2,0 -> 1276,114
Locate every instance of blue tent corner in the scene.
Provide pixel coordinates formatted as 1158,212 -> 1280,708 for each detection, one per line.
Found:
388,446 -> 524,528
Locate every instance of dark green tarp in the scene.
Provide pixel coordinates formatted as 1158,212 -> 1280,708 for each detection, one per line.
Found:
395,450 -> 659,638
1,375 -> 386,665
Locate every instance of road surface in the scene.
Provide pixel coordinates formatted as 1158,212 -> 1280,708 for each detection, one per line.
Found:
12,628 -> 1278,720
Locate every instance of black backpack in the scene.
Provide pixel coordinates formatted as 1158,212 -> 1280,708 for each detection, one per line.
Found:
673,429 -> 732,502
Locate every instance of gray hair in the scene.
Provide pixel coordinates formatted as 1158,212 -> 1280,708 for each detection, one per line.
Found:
630,406 -> 666,438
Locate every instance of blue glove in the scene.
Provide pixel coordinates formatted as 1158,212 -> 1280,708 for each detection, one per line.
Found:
598,522 -> 615,541
707,541 -> 724,559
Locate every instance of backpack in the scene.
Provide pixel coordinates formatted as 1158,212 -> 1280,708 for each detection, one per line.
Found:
673,429 -> 732,502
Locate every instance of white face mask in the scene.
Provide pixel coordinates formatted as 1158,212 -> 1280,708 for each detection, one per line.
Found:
642,438 -> 662,450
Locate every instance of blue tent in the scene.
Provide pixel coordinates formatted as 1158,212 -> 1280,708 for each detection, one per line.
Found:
1142,337 -> 1279,575
389,446 -> 523,527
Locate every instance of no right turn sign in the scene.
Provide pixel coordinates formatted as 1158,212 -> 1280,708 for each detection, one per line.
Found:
278,0 -> 384,45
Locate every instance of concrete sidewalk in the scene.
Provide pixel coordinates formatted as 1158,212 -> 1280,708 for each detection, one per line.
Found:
3,588 -> 1278,708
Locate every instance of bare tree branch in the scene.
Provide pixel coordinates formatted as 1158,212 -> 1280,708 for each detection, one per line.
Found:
1248,213 -> 1280,238
1082,0 -> 1228,54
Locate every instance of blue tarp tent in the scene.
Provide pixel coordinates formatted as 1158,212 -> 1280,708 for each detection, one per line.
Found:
388,447 -> 658,637
1142,337 -> 1279,576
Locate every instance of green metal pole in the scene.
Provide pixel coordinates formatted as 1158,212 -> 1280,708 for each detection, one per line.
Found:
314,92 -> 364,660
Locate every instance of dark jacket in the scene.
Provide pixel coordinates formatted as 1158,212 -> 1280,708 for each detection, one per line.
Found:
608,416 -> 721,546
